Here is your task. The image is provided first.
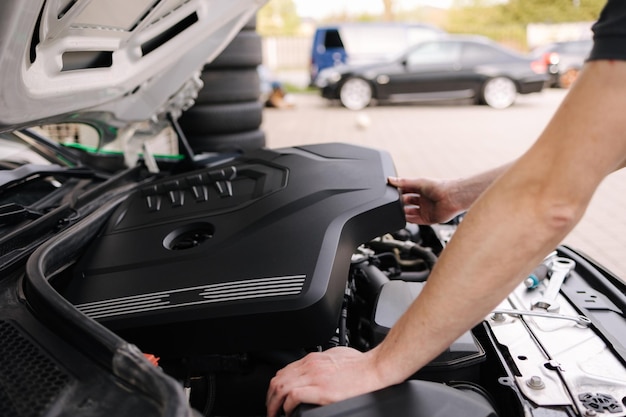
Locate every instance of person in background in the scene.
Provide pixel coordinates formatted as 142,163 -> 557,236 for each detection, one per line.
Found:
266,1 -> 626,416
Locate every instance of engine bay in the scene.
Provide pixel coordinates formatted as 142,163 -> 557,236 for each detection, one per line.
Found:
23,142 -> 626,417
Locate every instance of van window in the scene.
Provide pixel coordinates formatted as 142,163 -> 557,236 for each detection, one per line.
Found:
324,29 -> 344,50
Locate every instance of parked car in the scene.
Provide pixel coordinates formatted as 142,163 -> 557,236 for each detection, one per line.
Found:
315,35 -> 550,110
1,2 -> 626,417
310,22 -> 445,86
532,39 -> 593,88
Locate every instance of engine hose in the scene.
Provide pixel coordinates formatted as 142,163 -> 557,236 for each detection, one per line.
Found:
393,248 -> 428,268
409,244 -> 437,269
370,234 -> 438,269
338,301 -> 348,346
398,270 -> 430,282
203,374 -> 216,416
359,263 -> 390,293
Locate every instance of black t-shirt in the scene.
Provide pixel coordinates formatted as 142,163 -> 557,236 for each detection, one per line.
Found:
589,0 -> 626,61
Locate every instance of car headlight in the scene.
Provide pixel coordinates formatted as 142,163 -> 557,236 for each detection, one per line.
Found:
315,70 -> 342,88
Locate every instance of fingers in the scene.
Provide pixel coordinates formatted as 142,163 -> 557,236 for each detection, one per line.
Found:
388,176 -> 422,206
267,354 -> 318,417
266,363 -> 303,417
388,177 -> 424,194
267,347 -> 371,417
387,176 -> 401,187
266,376 -> 291,417
403,206 -> 425,224
283,387 -> 321,417
402,193 -> 421,206
388,176 -> 409,192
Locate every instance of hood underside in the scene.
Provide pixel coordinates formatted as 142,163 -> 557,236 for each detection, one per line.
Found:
0,0 -> 264,134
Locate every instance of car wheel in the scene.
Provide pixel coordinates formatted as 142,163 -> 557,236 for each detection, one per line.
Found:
178,17 -> 266,154
339,77 -> 373,110
480,77 -> 517,109
558,68 -> 579,89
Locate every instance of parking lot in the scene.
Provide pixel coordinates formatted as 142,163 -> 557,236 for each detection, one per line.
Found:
262,88 -> 626,280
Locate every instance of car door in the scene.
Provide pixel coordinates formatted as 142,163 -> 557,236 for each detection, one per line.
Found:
380,40 -> 463,98
458,42 -> 511,88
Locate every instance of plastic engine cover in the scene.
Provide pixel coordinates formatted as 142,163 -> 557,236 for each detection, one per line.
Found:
62,143 -> 405,354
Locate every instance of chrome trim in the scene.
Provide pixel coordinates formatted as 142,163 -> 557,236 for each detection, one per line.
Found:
75,275 -> 306,319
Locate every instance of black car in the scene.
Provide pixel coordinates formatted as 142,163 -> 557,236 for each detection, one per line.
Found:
316,35 -> 549,109
2,2 -> 626,417
532,39 -> 593,88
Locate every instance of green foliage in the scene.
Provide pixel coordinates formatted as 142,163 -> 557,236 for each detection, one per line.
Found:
445,0 -> 605,50
500,0 -> 605,24
258,0 -> 301,36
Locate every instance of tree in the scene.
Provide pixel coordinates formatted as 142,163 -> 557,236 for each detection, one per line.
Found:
382,0 -> 395,21
445,0 -> 605,50
450,0 -> 605,25
257,0 -> 301,36
501,0 -> 605,24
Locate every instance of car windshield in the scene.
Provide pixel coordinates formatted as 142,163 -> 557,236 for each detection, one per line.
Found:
405,41 -> 462,66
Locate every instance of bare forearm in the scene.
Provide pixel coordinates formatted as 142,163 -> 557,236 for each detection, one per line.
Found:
451,162 -> 514,211
374,165 -> 585,382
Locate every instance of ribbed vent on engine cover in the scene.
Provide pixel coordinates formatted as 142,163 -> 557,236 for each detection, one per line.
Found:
62,143 -> 405,354
0,320 -> 72,417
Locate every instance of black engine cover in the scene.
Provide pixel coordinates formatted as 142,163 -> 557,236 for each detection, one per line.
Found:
62,143 -> 405,354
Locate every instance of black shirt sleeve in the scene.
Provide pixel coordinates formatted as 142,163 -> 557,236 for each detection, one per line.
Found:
589,0 -> 626,61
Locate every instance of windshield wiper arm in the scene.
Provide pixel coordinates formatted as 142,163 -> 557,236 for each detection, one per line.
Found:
18,128 -> 83,166
0,164 -> 93,190
0,203 -> 43,224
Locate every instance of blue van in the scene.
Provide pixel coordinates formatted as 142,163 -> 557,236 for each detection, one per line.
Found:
309,22 -> 445,85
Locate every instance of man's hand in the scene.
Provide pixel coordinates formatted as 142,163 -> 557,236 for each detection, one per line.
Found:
266,347 -> 388,417
388,177 -> 462,224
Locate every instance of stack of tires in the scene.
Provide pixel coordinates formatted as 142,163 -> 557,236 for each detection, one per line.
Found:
178,17 -> 265,154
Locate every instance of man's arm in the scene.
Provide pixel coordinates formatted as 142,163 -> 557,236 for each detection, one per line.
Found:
266,60 -> 626,417
369,58 -> 626,387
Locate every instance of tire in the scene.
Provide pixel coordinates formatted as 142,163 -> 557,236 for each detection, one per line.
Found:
196,69 -> 260,104
179,13 -> 264,153
558,68 -> 580,89
206,31 -> 262,69
186,129 -> 266,153
242,15 -> 257,31
339,77 -> 373,110
480,77 -> 517,109
178,101 -> 263,135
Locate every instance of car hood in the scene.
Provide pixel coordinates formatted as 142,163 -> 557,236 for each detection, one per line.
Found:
0,0 -> 265,135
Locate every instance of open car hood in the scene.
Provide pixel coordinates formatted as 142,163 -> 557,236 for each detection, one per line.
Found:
0,0 -> 264,134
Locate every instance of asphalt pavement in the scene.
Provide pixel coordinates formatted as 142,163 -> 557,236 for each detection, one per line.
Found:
261,89 -> 626,281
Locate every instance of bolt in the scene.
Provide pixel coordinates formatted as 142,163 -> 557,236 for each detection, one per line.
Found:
491,312 -> 506,322
526,375 -> 545,390
584,409 -> 597,417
